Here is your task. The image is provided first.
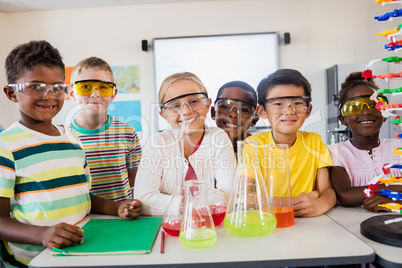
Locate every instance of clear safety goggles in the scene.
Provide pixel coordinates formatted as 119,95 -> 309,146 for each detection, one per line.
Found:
265,96 -> 311,114
214,98 -> 256,119
8,82 -> 69,100
160,92 -> 209,117
72,79 -> 116,97
339,95 -> 388,117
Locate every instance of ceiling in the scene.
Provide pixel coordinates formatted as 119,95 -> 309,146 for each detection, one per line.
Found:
0,0 -> 228,13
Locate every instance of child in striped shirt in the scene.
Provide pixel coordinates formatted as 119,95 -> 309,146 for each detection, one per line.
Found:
67,57 -> 142,202
0,41 -> 141,268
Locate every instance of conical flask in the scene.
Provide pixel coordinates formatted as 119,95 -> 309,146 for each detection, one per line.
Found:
161,133 -> 187,237
224,140 -> 276,237
179,180 -> 217,248
263,144 -> 295,228
202,161 -> 227,226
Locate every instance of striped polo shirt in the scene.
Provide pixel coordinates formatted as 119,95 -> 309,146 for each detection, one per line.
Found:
0,122 -> 91,267
67,115 -> 141,202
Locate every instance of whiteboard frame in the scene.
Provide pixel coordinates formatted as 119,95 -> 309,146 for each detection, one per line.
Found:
153,32 -> 280,132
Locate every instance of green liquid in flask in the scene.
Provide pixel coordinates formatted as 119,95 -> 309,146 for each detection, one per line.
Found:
179,229 -> 217,248
224,211 -> 276,237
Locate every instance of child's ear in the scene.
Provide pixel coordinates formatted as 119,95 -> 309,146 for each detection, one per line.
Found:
338,114 -> 347,126
111,88 -> 118,101
211,106 -> 216,120
306,104 -> 313,117
207,98 -> 212,110
3,86 -> 18,102
159,110 -> 167,121
68,88 -> 76,101
256,105 -> 268,119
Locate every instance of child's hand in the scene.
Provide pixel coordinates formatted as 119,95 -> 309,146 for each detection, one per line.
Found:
362,195 -> 392,212
118,199 -> 142,219
292,191 -> 320,217
40,223 -> 84,249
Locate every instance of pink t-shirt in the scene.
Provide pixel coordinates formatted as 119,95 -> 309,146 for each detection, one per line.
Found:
328,139 -> 402,187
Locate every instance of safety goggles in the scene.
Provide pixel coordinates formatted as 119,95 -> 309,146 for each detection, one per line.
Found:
214,98 -> 256,119
161,92 -> 208,117
8,82 -> 69,100
265,96 -> 311,114
72,79 -> 116,97
339,95 -> 388,117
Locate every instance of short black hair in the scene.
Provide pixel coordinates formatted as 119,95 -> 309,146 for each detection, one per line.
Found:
256,69 -> 312,106
338,72 -> 379,106
216,80 -> 257,107
5,40 -> 65,84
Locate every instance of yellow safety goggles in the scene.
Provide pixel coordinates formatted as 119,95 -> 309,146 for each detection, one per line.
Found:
339,95 -> 388,116
72,79 -> 116,97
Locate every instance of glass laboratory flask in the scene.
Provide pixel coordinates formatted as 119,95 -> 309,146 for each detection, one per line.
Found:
201,161 -> 227,226
207,188 -> 227,226
263,144 -> 294,228
224,140 -> 277,237
179,180 -> 217,248
161,133 -> 187,237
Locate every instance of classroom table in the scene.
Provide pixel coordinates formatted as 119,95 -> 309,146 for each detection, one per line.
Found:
28,212 -> 374,268
325,205 -> 402,268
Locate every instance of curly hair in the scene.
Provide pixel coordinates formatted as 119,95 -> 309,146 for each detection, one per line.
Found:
256,69 -> 312,106
5,40 -> 65,84
338,72 -> 379,106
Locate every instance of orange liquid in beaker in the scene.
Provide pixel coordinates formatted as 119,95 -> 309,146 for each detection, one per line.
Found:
162,219 -> 181,236
273,207 -> 295,228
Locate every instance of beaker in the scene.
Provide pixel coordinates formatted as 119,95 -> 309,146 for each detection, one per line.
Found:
179,180 -> 217,248
207,188 -> 227,226
162,184 -> 184,236
263,144 -> 294,228
224,141 -> 276,237
202,161 -> 227,226
161,133 -> 187,237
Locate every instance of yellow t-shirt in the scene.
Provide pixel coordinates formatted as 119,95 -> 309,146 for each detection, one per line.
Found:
245,131 -> 333,196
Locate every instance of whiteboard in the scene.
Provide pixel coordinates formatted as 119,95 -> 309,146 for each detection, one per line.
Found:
153,32 -> 279,131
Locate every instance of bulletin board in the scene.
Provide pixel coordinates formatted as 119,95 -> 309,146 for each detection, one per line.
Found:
153,32 -> 280,131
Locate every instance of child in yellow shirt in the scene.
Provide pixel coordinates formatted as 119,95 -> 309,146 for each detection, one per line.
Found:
246,69 -> 336,217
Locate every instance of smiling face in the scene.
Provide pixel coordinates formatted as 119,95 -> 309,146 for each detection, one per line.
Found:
257,84 -> 311,140
7,65 -> 65,128
212,86 -> 256,140
339,85 -> 384,139
159,79 -> 211,135
69,68 -> 117,116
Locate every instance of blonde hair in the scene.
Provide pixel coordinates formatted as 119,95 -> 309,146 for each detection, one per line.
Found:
158,72 -> 208,105
70,56 -> 114,84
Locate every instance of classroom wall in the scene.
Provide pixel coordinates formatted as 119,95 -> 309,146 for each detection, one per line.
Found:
0,10 -> 11,130
0,0 -> 387,141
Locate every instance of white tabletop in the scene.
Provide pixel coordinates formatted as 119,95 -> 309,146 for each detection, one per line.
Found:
28,212 -> 374,268
325,205 -> 402,267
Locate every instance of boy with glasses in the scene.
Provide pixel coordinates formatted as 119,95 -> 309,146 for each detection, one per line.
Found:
211,81 -> 259,154
68,57 -> 141,202
0,41 -> 141,268
246,69 -> 336,217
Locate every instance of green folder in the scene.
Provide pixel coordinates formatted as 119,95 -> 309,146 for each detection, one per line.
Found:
52,217 -> 162,256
